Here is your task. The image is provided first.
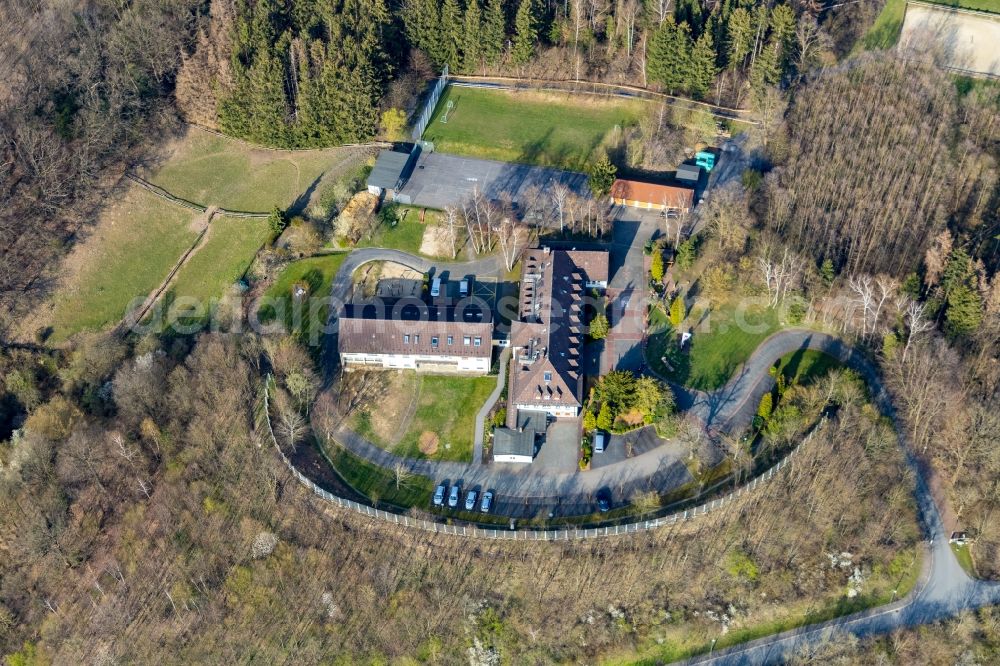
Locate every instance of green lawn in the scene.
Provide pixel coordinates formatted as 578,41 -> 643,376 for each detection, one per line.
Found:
352,373 -> 496,463
321,440 -> 435,508
774,350 -> 841,386
647,301 -> 782,391
47,185 -> 200,342
165,216 -> 272,322
144,127 -> 356,213
355,206 -> 460,258
920,0 -> 1000,12
951,542 -> 977,576
257,253 -> 347,349
858,0 -> 906,50
357,218 -> 426,254
398,375 -> 496,462
257,253 -> 348,344
422,86 -> 647,170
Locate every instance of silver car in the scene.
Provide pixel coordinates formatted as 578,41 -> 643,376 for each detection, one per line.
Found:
479,490 -> 494,513
464,489 -> 478,511
432,484 -> 446,507
448,485 -> 460,508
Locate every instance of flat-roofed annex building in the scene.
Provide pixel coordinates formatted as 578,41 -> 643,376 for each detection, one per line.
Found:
338,299 -> 493,374
506,247 -> 609,426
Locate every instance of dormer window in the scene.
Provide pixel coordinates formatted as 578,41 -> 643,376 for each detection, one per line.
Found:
474,337 -> 482,347
543,371 -> 552,383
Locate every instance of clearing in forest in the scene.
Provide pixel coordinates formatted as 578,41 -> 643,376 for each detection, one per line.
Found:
421,86 -> 647,170
41,184 -> 201,342
139,126 -> 369,212
164,215 -> 272,316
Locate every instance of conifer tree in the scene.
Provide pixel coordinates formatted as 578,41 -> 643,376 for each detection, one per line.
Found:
749,38 -> 780,103
651,249 -> 665,282
596,402 -> 613,430
688,30 -> 718,98
463,0 -> 484,72
646,17 -> 692,94
483,0 -> 507,65
512,0 -> 538,66
669,296 -> 686,328
725,7 -> 752,69
440,0 -> 463,71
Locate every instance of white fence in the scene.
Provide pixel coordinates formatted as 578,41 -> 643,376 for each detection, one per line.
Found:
411,65 -> 449,143
263,376 -> 805,540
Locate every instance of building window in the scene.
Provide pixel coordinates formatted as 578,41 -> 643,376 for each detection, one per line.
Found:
447,336 -> 454,345
543,371 -> 552,383
431,336 -> 439,347
464,336 -> 471,345
473,337 -> 482,347
414,335 -> 419,344
403,334 -> 410,344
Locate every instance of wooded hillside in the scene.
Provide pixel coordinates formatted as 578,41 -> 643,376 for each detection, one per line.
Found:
765,56 -> 999,277
0,334 -> 919,663
0,0 -> 209,338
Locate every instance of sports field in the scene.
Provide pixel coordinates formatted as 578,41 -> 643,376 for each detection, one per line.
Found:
920,0 -> 999,12
422,86 -> 646,170
900,2 -> 1000,76
141,127 -> 369,212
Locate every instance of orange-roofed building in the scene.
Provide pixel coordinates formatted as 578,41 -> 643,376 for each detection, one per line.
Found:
610,178 -> 694,213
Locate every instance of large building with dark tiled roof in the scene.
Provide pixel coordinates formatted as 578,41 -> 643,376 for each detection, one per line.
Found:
506,246 -> 609,427
338,299 -> 492,373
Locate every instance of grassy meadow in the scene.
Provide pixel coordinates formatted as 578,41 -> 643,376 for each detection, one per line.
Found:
165,216 -> 272,315
46,185 -> 200,342
142,127 -> 363,212
257,253 -> 348,342
422,86 -> 647,170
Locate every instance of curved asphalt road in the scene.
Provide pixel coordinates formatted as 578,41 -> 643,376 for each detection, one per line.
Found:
320,248 -> 1000,659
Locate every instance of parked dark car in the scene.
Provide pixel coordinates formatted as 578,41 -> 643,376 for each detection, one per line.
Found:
597,490 -> 611,513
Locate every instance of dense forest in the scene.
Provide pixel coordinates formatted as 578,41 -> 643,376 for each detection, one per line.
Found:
177,0 -> 855,146
0,0 -> 209,339
0,334 -> 920,662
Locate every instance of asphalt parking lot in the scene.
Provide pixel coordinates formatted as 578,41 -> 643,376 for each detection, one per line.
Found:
396,152 -> 590,209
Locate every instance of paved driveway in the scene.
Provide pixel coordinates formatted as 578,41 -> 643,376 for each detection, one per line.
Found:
533,418 -> 581,473
592,425 -> 674,469
396,152 -> 589,209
